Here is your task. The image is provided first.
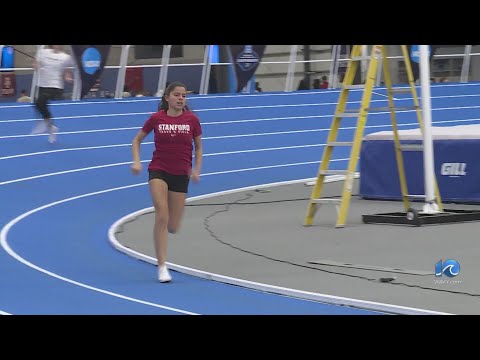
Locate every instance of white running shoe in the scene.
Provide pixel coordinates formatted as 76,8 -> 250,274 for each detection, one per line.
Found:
31,121 -> 48,135
158,265 -> 172,283
48,125 -> 59,144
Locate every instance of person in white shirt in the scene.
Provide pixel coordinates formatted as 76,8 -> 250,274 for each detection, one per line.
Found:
31,45 -> 74,143
17,89 -> 32,102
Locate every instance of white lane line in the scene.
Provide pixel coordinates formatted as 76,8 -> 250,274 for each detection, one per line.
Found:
0,143 -> 138,160
0,127 -> 139,139
0,89 -> 344,110
372,91 -> 389,98
0,161 -> 134,186
0,81 -> 475,110
2,125 -> 333,140
0,102 -> 338,124
0,182 -> 198,315
0,162 -> 355,313
2,92 -> 480,124
0,145 -> 351,186
2,115 -> 480,162
0,112 -> 152,124
109,176 -> 451,316
3,101 -> 480,140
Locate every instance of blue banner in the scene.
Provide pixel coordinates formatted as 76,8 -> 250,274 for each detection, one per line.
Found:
410,45 -> 431,63
228,45 -> 266,93
71,45 -> 111,98
408,45 -> 436,81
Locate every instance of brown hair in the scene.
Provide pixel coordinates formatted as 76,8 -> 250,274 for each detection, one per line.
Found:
158,81 -> 190,111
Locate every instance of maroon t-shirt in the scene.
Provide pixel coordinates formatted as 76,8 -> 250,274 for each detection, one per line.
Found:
141,109 -> 202,175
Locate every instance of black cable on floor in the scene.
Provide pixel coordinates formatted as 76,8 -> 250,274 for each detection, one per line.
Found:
201,191 -> 480,299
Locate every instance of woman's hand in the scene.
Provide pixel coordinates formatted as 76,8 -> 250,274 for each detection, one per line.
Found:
131,162 -> 142,175
190,169 -> 200,183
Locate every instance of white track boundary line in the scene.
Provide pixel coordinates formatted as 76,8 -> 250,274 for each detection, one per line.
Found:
3,116 -> 480,160
108,176 -> 451,315
0,182 -> 198,315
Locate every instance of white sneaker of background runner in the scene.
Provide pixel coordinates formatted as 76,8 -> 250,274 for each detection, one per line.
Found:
48,126 -> 59,143
31,121 -> 48,135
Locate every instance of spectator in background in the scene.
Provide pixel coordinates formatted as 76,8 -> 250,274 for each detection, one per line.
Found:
135,89 -> 146,97
122,85 -> 132,98
30,45 -> 74,143
255,82 -> 263,92
135,89 -> 153,97
297,78 -> 309,90
312,78 -> 321,89
319,75 -> 329,89
17,89 -> 32,102
154,82 -> 170,98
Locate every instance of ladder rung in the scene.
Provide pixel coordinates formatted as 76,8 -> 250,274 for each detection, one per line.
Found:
319,170 -> 348,175
367,107 -> 391,112
327,141 -> 354,147
304,45 -> 443,229
336,112 -> 361,118
351,56 -> 372,61
400,144 -> 423,151
406,194 -> 426,199
393,106 -> 417,111
390,88 -> 411,94
343,84 -> 365,90
368,106 -> 417,112
311,198 -> 342,204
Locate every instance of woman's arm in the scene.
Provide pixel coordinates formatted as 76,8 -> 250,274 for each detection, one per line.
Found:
64,68 -> 74,83
131,129 -> 148,175
191,135 -> 203,182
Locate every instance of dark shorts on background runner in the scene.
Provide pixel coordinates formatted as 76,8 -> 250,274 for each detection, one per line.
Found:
148,170 -> 190,193
35,87 -> 64,119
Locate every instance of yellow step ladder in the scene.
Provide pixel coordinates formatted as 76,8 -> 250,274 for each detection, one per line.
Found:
304,45 -> 443,228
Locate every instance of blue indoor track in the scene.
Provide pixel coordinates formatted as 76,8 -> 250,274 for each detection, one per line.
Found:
1,82 -> 479,315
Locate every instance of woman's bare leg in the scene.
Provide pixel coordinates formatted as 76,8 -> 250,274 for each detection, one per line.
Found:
149,179 -> 169,266
167,191 -> 187,234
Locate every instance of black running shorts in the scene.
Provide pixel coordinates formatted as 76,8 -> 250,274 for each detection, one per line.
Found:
148,169 -> 190,193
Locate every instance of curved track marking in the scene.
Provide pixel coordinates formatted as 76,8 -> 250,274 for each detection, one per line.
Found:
1,156 -> 354,186
109,176 -> 451,316
2,83 -> 474,314
0,183 -> 198,315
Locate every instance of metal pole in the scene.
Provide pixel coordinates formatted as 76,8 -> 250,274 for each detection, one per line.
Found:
199,45 -> 212,95
31,45 -> 45,102
419,45 -> 438,213
361,45 -> 368,83
68,45 -> 81,101
327,45 -> 337,89
156,45 -> 172,97
376,55 -> 383,87
72,65 -> 81,100
115,45 -> 130,99
303,45 -> 311,89
242,79 -> 252,93
203,47 -> 212,95
375,45 -> 384,86
460,45 -> 472,83
331,45 -> 341,88
285,45 -> 298,92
